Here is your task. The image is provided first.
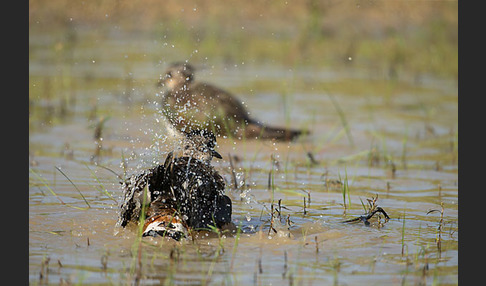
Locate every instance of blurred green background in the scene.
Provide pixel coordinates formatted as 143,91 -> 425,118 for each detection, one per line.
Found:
29,0 -> 457,80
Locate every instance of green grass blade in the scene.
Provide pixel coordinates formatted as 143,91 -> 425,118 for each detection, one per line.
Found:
326,91 -> 354,147
30,168 -> 89,210
55,166 -> 91,208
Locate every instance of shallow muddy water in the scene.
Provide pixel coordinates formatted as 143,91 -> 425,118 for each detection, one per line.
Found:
29,27 -> 457,285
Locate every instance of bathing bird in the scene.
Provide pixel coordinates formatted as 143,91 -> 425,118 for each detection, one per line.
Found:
117,129 -> 233,240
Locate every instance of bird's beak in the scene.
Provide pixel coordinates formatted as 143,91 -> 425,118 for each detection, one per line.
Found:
212,150 -> 223,159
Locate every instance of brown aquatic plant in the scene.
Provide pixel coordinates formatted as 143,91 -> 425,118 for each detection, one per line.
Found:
306,151 -> 319,166
39,256 -> 50,282
426,202 -> 444,256
301,189 -> 311,206
389,161 -> 397,179
228,152 -> 239,189
268,204 -> 277,236
282,250 -> 288,279
101,254 -> 108,271
342,194 -> 390,226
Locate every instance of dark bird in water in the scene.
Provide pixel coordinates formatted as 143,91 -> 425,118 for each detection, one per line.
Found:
117,129 -> 234,240
157,62 -> 308,141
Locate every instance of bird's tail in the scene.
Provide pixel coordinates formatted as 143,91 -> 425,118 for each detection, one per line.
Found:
244,121 -> 309,141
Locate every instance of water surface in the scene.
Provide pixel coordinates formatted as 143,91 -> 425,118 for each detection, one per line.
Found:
29,27 -> 458,285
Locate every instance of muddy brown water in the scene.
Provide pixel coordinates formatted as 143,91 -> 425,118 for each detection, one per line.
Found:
29,28 -> 457,285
